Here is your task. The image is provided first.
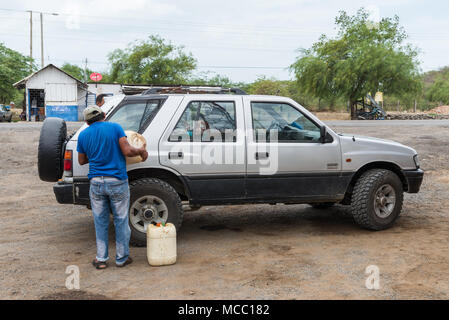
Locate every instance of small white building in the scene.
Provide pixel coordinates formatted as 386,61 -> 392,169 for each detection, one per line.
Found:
13,64 -> 88,121
87,83 -> 122,96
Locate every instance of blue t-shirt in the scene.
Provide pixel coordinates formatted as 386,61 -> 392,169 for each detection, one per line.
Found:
77,121 -> 128,180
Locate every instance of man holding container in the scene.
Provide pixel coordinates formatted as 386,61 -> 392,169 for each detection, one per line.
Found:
77,105 -> 148,270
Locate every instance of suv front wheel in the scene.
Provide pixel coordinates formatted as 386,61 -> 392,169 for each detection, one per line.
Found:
351,169 -> 404,230
128,178 -> 183,246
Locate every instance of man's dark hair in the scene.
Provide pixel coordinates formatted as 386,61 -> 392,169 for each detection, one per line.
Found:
96,94 -> 107,105
87,112 -> 105,125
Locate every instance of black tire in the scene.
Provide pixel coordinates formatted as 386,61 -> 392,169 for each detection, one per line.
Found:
351,169 -> 403,230
129,178 -> 183,247
309,202 -> 336,209
38,117 -> 67,182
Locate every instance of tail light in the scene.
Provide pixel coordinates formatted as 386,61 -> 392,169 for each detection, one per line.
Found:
64,150 -> 73,176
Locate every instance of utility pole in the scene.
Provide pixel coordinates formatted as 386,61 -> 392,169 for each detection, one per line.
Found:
26,10 -> 59,70
40,12 -> 44,68
28,10 -> 32,71
84,58 -> 88,83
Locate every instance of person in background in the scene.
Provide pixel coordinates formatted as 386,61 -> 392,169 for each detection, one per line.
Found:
96,94 -> 107,107
6,101 -> 14,111
77,105 -> 148,270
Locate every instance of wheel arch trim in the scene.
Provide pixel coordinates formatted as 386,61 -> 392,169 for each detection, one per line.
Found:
127,167 -> 192,199
343,161 -> 408,204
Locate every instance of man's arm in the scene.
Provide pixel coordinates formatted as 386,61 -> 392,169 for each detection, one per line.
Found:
119,137 -> 148,161
78,152 -> 89,165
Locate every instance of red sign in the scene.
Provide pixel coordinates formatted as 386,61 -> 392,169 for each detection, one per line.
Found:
90,72 -> 102,82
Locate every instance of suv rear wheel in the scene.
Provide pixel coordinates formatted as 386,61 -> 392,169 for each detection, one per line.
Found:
351,169 -> 403,230
128,178 -> 183,246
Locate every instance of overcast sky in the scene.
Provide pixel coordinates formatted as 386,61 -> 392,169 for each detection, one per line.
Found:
1,0 -> 448,83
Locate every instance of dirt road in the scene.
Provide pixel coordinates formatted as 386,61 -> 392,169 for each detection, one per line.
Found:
0,121 -> 447,299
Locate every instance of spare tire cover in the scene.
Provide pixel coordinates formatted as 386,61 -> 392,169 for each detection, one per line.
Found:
38,117 -> 67,182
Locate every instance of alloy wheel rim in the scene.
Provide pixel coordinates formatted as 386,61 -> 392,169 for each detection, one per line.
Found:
374,184 -> 396,218
129,195 -> 168,232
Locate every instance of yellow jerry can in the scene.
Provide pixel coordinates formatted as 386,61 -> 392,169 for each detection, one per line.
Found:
147,223 -> 177,266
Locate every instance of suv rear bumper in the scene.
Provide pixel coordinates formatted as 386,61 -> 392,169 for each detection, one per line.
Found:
54,178 -> 90,205
403,169 -> 424,193
54,181 -> 73,204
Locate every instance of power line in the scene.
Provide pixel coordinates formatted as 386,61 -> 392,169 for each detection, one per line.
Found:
0,32 -> 301,52
0,7 -> 330,34
0,16 -> 325,39
44,57 -> 287,70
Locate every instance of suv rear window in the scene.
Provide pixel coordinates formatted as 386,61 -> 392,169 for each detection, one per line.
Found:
107,100 -> 162,133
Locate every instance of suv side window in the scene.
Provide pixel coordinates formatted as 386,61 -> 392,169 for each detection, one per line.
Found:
108,100 -> 160,133
170,101 -> 236,142
251,102 -> 321,143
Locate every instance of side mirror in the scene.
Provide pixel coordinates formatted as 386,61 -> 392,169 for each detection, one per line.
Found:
320,126 -> 327,143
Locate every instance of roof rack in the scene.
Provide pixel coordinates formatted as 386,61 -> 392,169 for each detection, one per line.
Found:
141,86 -> 247,95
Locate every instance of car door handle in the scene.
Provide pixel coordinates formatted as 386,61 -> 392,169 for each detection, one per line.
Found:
168,152 -> 184,159
255,152 -> 269,160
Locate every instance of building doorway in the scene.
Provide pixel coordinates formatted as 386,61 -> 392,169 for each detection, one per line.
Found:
28,89 -> 45,121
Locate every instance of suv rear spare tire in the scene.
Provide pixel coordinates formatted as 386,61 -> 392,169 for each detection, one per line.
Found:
38,117 -> 67,182
129,178 -> 183,246
351,169 -> 404,230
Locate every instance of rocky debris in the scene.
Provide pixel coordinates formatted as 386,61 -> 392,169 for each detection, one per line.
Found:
429,105 -> 449,114
387,113 -> 449,120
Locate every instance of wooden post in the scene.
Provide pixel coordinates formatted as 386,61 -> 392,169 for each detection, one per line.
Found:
397,100 -> 400,112
350,101 -> 356,120
414,100 -> 417,113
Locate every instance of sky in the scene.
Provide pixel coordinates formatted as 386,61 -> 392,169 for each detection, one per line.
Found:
0,0 -> 448,83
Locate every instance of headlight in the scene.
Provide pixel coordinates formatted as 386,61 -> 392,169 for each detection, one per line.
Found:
413,154 -> 420,168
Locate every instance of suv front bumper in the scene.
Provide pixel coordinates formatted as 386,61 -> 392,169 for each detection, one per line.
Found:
403,169 -> 424,193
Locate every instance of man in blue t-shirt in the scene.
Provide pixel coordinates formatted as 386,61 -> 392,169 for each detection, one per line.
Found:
77,105 -> 148,269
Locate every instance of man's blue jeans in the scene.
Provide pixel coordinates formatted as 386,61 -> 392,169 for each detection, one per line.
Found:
89,177 -> 131,265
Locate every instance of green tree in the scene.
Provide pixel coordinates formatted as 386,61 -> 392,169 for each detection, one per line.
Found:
426,69 -> 449,105
188,71 -> 249,92
0,43 -> 34,104
247,76 -> 291,96
290,8 -> 422,119
189,71 -> 234,87
108,35 -> 196,85
60,63 -> 90,82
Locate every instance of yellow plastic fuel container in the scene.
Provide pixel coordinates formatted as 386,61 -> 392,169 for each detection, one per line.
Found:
124,130 -> 147,165
147,223 -> 177,266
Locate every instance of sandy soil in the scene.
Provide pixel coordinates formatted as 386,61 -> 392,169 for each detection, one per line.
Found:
312,112 -> 350,121
0,121 -> 448,300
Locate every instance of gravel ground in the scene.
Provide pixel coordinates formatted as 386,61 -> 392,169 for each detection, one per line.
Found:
0,121 -> 448,300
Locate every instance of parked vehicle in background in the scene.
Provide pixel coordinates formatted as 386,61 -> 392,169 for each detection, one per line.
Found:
37,87 -> 424,246
0,105 -> 12,122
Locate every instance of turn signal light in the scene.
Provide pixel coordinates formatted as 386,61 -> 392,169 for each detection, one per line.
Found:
64,150 -> 73,174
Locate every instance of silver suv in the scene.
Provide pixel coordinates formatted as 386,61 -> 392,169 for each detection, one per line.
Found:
38,87 -> 423,246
